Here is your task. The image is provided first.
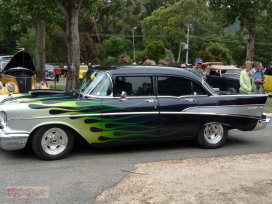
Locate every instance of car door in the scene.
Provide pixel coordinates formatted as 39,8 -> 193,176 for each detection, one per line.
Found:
100,75 -> 159,144
157,76 -> 208,138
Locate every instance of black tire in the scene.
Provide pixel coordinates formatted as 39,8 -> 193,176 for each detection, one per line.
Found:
197,124 -> 228,149
31,125 -> 74,160
226,87 -> 237,94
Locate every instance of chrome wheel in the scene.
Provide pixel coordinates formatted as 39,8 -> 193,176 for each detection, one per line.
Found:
41,128 -> 68,155
32,125 -> 74,160
203,124 -> 224,144
197,123 -> 228,148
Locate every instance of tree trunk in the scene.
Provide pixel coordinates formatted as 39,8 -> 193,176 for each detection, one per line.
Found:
35,20 -> 46,82
65,8 -> 81,91
54,0 -> 82,91
246,30 -> 255,62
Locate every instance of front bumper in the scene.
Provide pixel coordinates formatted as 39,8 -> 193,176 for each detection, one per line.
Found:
253,118 -> 270,131
0,130 -> 29,150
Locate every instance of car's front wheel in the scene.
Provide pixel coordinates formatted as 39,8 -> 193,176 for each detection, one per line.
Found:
31,125 -> 74,160
197,124 -> 228,148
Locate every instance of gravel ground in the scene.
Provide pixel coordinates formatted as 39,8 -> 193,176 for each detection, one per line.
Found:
95,152 -> 272,204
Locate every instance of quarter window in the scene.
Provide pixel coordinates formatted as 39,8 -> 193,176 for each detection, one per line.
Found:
114,76 -> 153,96
157,76 -> 207,96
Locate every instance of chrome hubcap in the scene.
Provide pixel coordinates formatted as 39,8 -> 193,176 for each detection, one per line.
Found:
203,124 -> 223,144
41,128 -> 68,155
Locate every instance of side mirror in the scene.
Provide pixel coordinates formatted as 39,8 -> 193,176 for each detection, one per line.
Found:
120,91 -> 127,99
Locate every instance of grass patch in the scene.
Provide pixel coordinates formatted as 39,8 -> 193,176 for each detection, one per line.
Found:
242,186 -> 264,195
264,96 -> 272,113
49,84 -> 66,91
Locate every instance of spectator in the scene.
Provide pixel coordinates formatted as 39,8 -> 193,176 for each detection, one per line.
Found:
137,59 -> 143,65
190,58 -> 206,79
181,63 -> 187,70
54,64 -> 61,82
164,57 -> 171,66
143,56 -> 156,65
251,61 -> 266,94
239,61 -> 256,94
120,56 -> 128,63
158,60 -> 165,66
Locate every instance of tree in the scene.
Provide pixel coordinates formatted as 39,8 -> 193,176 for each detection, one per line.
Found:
144,41 -> 166,63
209,0 -> 272,61
54,0 -> 83,91
0,0 -> 62,81
142,0 -> 223,63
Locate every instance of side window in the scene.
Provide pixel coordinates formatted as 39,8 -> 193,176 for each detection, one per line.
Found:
192,81 -> 208,95
157,76 -> 192,96
114,76 -> 153,97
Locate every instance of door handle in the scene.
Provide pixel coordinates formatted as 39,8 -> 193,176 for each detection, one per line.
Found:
185,98 -> 196,102
145,99 -> 157,103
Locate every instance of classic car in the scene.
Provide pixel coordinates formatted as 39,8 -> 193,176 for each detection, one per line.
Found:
0,66 -> 270,160
45,64 -> 55,80
206,65 -> 241,94
263,67 -> 272,93
79,64 -> 88,79
0,50 -> 50,94
201,62 -> 224,73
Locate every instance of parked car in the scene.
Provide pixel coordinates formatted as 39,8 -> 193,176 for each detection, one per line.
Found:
206,65 -> 241,94
201,62 -> 224,73
0,50 -> 50,94
45,64 -> 55,80
263,67 -> 272,93
0,66 -> 269,160
79,64 -> 88,79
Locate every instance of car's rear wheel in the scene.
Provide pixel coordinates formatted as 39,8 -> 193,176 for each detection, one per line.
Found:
31,125 -> 74,160
197,124 -> 228,148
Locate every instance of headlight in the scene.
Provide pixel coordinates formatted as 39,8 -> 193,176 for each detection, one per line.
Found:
35,83 -> 42,89
7,83 -> 15,92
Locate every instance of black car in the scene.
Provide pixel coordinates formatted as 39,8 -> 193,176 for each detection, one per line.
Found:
206,65 -> 241,94
0,66 -> 269,160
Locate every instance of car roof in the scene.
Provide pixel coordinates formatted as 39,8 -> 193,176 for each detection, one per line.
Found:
105,66 -> 202,81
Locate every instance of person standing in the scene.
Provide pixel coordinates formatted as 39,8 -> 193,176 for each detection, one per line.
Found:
251,61 -> 266,94
239,61 -> 256,94
54,64 -> 61,82
181,63 -> 187,70
120,56 -> 128,63
190,58 -> 206,79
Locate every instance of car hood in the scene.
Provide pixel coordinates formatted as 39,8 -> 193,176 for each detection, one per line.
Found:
3,50 -> 35,71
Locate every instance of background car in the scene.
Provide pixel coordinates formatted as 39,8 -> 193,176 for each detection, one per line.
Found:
206,65 -> 241,94
79,64 -> 88,79
0,50 -> 50,94
263,67 -> 272,93
45,64 -> 55,80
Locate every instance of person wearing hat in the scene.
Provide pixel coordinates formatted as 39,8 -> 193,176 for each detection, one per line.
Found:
190,58 -> 206,79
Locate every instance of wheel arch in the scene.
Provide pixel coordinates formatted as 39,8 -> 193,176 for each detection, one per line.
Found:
28,122 -> 89,146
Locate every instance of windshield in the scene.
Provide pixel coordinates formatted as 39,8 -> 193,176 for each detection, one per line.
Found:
75,71 -> 112,96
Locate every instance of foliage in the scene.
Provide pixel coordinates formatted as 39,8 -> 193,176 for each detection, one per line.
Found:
144,41 -> 166,63
208,0 -> 272,61
204,43 -> 231,65
99,36 -> 132,61
80,32 -> 100,64
142,0 -> 224,64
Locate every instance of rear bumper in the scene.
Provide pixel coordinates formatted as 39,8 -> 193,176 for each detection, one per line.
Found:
0,130 -> 29,151
253,118 -> 270,131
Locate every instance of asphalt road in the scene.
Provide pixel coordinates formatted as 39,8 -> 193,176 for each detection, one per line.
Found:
0,118 -> 272,203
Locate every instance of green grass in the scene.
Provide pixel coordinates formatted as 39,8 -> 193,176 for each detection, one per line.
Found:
264,96 -> 272,113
